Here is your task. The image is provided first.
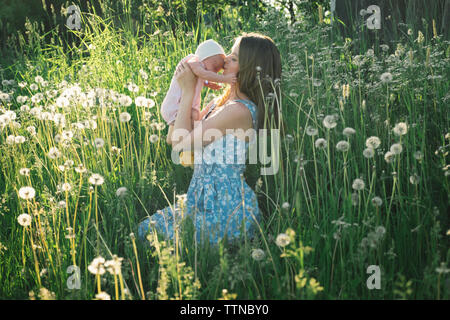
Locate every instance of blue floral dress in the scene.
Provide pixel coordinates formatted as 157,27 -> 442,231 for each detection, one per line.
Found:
138,99 -> 260,246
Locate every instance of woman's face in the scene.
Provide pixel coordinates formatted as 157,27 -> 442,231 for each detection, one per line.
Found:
223,41 -> 240,76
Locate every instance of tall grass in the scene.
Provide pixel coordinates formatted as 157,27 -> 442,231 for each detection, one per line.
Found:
0,3 -> 448,299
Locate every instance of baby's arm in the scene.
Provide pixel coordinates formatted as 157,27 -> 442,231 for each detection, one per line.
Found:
187,60 -> 236,84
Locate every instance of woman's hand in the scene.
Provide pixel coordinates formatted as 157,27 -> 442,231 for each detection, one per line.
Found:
175,61 -> 196,91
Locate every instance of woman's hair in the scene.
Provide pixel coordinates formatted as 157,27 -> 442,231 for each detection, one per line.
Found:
216,32 -> 282,129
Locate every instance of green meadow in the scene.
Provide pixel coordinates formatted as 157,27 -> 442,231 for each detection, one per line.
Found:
0,1 -> 448,299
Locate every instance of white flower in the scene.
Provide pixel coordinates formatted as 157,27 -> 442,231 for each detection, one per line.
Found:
89,174 -> 104,186
104,255 -> 123,275
60,183 -> 72,192
306,126 -> 318,136
393,122 -> 408,136
409,174 -> 420,185
414,151 -> 423,161
18,186 -> 36,200
118,95 -> 132,107
116,187 -> 128,197
390,143 -> 403,155
371,196 -> 383,207
315,138 -> 327,149
281,202 -> 290,211
323,115 -> 337,129
363,148 -> 375,158
380,72 -> 393,83
75,164 -> 87,174
17,213 -> 32,227
19,168 -> 30,176
94,138 -> 105,149
384,151 -> 395,163
119,112 -> 131,123
35,76 -> 44,84
251,249 -> 265,261
365,136 -> 381,149
95,292 -> 111,300
343,127 -> 356,138
88,256 -> 106,275
336,140 -> 350,152
6,135 -> 15,145
14,136 -> 26,144
149,134 -> 159,143
352,178 -> 365,191
30,83 -> 38,91
48,147 -> 62,159
127,83 -> 139,93
275,233 -> 291,247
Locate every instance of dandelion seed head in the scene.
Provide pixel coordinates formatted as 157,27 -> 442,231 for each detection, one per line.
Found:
251,249 -> 265,261
275,233 -> 291,247
17,213 -> 32,227
336,140 -> 350,152
18,186 -> 36,200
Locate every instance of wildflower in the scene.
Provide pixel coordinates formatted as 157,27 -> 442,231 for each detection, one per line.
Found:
58,201 -> 66,209
416,31 -> 424,44
48,147 -> 62,159
75,164 -> 87,174
409,174 -> 420,185
414,151 -> 423,161
390,143 -> 403,155
380,44 -> 389,52
149,134 -> 159,143
14,136 -> 26,144
352,178 -> 365,191
88,256 -> 106,275
393,122 -> 408,136
343,127 -> 356,138
371,196 -> 383,207
435,262 -> 450,274
251,249 -> 265,261
38,287 -> 56,300
18,186 -> 36,200
19,168 -> 30,176
135,96 -> 147,107
94,138 -> 105,149
30,83 -> 38,91
336,140 -> 350,152
60,183 -> 72,192
6,135 -> 15,145
407,28 -> 413,36
323,115 -> 337,129
116,187 -> 128,197
363,148 -> 375,159
104,255 -> 123,275
17,213 -> 32,227
375,226 -> 386,236
275,233 -> 291,247
366,136 -> 381,149
111,146 -> 121,155
118,95 -> 132,107
119,112 -> 131,123
95,292 -> 111,300
88,174 -> 104,186
281,202 -> 290,211
380,72 -> 393,83
384,151 -> 395,163
315,138 -> 327,149
127,83 -> 139,93
306,126 -> 318,136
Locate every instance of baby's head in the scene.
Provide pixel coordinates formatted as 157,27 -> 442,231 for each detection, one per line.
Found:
202,54 -> 226,73
195,39 -> 226,73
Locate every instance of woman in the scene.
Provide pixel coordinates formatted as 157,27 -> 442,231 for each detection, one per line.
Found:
138,32 -> 282,246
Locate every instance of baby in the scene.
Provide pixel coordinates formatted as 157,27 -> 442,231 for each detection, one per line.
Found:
160,39 -> 236,126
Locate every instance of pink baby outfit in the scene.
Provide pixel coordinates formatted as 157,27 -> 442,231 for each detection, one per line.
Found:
160,54 -> 204,125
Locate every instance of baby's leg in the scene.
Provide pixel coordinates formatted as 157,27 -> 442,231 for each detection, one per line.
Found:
191,108 -> 200,123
